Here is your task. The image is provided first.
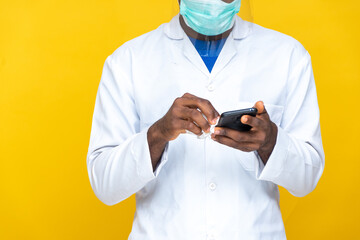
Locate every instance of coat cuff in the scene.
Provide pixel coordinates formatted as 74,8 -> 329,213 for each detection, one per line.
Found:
255,126 -> 290,181
130,126 -> 169,182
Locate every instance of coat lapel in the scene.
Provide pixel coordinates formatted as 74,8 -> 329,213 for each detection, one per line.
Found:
210,34 -> 237,78
182,37 -> 211,77
163,15 -> 252,79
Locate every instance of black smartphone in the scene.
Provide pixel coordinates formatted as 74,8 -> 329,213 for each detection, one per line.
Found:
216,108 -> 258,132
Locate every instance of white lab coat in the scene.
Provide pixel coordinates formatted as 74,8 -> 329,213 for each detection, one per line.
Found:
87,14 -> 324,240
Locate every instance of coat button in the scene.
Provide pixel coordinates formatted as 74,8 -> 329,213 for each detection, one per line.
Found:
209,182 -> 217,191
207,84 -> 215,91
207,234 -> 215,240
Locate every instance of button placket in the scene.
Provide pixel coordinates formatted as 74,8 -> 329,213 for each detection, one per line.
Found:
204,130 -> 217,238
207,75 -> 215,92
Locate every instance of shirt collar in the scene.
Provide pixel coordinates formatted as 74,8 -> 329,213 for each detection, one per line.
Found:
164,14 -> 252,40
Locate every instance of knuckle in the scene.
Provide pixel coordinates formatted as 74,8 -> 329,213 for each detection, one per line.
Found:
182,92 -> 191,98
196,98 -> 204,105
200,99 -> 210,105
186,121 -> 194,130
193,125 -> 202,134
234,134 -> 243,142
216,136 -> 224,144
170,106 -> 179,115
173,97 -> 182,106
190,109 -> 199,118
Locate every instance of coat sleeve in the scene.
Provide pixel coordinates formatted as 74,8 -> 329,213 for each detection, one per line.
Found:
254,49 -> 325,197
86,50 -> 169,206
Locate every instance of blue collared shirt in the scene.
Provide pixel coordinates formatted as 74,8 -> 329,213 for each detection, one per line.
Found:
188,36 -> 227,73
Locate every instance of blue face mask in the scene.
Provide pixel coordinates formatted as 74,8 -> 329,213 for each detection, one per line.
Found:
180,0 -> 241,36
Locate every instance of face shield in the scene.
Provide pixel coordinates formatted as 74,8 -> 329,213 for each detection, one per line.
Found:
169,0 -> 254,139
171,0 -> 254,41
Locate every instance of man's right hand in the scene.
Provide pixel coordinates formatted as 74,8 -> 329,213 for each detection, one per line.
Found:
154,93 -> 219,141
147,93 -> 219,169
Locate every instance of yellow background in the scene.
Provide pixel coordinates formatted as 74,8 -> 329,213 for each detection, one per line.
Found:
1,0 -> 359,239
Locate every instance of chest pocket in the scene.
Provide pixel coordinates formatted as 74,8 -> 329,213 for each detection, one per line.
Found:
264,103 -> 284,127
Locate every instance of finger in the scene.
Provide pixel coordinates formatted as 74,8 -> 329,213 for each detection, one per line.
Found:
212,134 -> 238,149
211,135 -> 257,152
180,95 -> 220,124
213,127 -> 253,143
180,119 -> 202,135
241,115 -> 262,129
253,101 -> 270,120
180,108 -> 211,133
253,101 -> 269,116
253,101 -> 265,114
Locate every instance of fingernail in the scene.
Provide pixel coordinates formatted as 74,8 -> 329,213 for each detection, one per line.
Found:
243,116 -> 248,122
214,130 -> 220,135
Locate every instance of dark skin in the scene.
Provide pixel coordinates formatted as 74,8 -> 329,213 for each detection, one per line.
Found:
147,1 -> 278,170
211,101 -> 278,163
147,93 -> 220,169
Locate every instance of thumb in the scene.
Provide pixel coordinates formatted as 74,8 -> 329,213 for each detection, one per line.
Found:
253,101 -> 266,114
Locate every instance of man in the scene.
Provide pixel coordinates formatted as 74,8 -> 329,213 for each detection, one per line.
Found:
86,0 -> 325,239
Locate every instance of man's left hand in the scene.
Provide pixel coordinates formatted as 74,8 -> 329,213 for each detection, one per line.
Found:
211,101 -> 278,164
